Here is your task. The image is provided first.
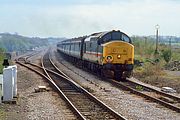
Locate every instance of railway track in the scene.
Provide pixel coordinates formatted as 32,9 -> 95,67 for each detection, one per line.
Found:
53,50 -> 180,113
107,78 -> 180,113
42,51 -> 126,120
16,50 -> 40,63
16,53 -> 80,120
16,51 -> 126,120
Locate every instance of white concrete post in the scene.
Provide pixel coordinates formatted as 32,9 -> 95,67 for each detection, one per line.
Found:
3,67 -> 13,101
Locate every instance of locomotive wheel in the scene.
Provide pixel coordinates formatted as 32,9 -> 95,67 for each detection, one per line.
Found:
100,69 -> 112,78
100,69 -> 104,77
114,71 -> 122,81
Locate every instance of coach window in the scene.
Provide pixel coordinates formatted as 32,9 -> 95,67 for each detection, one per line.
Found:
98,45 -> 103,53
69,44 -> 71,51
90,42 -> 92,52
86,42 -> 90,52
90,41 -> 93,52
65,44 -> 67,51
74,43 -> 76,51
64,45 -> 66,50
71,44 -> 74,51
67,44 -> 69,51
85,43 -> 87,52
76,43 -> 79,51
79,42 -> 80,51
92,41 -> 97,52
74,43 -> 77,51
84,43 -> 86,53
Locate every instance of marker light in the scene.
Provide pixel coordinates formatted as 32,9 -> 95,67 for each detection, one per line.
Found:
117,54 -> 121,59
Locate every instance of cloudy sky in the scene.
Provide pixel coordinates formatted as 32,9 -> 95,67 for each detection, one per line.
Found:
0,0 -> 179,37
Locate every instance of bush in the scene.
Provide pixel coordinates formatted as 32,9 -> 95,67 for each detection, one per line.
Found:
0,48 -> 5,73
0,53 -> 5,74
161,49 -> 172,63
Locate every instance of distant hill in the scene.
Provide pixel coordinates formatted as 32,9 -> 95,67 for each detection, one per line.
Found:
0,33 -> 65,52
132,35 -> 180,44
47,37 -> 66,45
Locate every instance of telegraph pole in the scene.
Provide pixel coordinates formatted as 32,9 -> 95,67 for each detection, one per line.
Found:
169,36 -> 172,56
144,37 -> 147,47
169,37 -> 172,48
155,24 -> 160,54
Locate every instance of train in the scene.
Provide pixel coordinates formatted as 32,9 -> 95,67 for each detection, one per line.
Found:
57,30 -> 134,80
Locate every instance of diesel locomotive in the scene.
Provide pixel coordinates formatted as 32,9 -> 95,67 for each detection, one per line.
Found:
57,30 -> 134,80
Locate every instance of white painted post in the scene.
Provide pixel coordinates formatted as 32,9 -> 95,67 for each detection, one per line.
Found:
3,67 -> 13,101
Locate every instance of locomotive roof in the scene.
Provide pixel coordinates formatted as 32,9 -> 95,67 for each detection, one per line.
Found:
59,36 -> 86,44
90,31 -> 109,37
89,30 -> 124,38
58,30 -> 131,44
88,30 -> 131,44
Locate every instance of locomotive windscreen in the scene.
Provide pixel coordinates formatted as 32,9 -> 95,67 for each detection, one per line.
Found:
97,31 -> 131,45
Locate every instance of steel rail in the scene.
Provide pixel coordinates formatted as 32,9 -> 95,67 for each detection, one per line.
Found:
53,50 -> 180,113
126,78 -> 180,102
107,79 -> 180,113
15,51 -> 40,63
15,52 -> 86,120
16,61 -> 83,119
41,52 -> 86,120
43,51 -> 127,120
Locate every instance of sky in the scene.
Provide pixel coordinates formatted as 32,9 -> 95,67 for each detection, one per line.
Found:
0,0 -> 180,38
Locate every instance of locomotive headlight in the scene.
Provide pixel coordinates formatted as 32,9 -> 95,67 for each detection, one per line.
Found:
106,55 -> 113,63
117,54 -> 121,59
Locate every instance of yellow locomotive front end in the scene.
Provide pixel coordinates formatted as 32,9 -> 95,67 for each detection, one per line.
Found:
102,41 -> 134,80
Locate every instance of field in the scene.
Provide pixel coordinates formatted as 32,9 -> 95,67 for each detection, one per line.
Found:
133,37 -> 180,93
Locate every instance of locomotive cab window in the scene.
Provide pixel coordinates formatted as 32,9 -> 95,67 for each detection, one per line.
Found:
97,31 -> 132,45
122,34 -> 131,43
102,33 -> 111,42
112,32 -> 121,40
